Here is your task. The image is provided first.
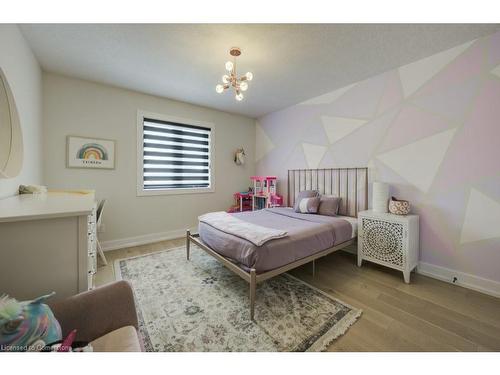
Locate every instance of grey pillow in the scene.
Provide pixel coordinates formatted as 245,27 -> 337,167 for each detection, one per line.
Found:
295,196 -> 321,214
293,190 -> 319,211
318,195 -> 342,216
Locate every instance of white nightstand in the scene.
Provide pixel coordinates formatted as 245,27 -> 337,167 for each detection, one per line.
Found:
357,210 -> 419,283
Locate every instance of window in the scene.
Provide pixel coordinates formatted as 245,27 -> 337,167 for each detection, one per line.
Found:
137,111 -> 214,195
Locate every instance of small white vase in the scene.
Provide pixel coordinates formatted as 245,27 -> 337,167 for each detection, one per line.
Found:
372,182 -> 389,213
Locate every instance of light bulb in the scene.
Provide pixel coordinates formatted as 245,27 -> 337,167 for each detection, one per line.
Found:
235,93 -> 244,101
215,84 -> 224,94
245,72 -> 253,81
225,61 -> 234,71
240,81 -> 248,91
222,75 -> 229,84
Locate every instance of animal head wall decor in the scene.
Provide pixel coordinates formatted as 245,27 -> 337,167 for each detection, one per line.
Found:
234,148 -> 246,165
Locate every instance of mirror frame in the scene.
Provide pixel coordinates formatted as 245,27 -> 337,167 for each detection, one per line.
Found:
0,67 -> 23,179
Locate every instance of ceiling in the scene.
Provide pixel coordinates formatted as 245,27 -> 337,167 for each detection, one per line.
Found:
20,24 -> 499,118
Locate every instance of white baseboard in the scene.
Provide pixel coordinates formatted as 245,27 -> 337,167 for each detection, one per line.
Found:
101,227 -> 196,252
417,262 -> 500,299
342,245 -> 500,298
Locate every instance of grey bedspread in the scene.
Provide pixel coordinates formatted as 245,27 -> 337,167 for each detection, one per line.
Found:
198,207 -> 352,273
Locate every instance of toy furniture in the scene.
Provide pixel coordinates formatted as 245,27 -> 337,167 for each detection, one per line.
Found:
228,176 -> 283,212
229,192 -> 253,213
251,176 -> 282,211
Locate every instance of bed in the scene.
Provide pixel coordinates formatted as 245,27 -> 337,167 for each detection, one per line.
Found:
187,167 -> 368,320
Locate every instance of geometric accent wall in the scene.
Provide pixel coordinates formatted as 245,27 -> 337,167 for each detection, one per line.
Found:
376,128 -> 457,192
398,40 -> 475,97
493,64 -> 500,78
301,143 -> 327,169
460,188 -> 500,244
255,121 -> 274,162
299,84 -> 356,105
256,31 -> 500,283
321,117 -> 367,144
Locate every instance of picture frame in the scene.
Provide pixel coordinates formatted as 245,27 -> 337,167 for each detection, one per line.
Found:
67,135 -> 116,169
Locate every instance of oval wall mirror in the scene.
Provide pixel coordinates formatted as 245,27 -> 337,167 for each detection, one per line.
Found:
0,67 -> 23,178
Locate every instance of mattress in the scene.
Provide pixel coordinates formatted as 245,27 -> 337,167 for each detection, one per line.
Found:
198,207 -> 353,273
337,215 -> 358,238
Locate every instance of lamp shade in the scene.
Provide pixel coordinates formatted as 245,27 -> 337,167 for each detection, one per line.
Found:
372,182 -> 389,213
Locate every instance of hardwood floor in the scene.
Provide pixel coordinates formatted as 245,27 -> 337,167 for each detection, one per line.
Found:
96,239 -> 500,351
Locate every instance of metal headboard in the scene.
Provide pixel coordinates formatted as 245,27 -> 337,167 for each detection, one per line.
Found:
287,167 -> 368,218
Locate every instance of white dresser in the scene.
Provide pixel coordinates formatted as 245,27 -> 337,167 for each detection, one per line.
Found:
357,210 -> 419,283
0,191 -> 97,301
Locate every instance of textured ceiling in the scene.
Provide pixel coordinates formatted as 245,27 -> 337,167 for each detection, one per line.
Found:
20,24 -> 499,118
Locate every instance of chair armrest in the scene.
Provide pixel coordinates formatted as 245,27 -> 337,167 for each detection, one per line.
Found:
49,280 -> 139,343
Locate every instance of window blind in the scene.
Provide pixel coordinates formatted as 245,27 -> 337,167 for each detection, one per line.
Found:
142,117 -> 211,190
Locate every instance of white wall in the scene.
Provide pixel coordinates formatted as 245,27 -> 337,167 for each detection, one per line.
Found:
0,25 -> 43,198
43,73 -> 256,245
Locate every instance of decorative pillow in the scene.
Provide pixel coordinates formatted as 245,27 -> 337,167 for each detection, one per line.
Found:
388,196 -> 410,215
318,195 -> 342,216
295,197 -> 321,214
0,292 -> 62,352
293,190 -> 319,211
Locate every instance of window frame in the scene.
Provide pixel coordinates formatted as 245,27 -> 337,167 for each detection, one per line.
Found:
136,110 -> 216,196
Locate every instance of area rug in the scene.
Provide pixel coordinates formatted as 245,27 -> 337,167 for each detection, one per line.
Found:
115,245 -> 361,352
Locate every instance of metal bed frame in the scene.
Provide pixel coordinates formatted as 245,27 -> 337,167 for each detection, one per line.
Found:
187,167 -> 368,320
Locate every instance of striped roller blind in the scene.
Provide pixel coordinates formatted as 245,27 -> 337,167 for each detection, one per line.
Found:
142,117 -> 211,190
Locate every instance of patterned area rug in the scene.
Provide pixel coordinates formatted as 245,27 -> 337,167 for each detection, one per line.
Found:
115,245 -> 361,351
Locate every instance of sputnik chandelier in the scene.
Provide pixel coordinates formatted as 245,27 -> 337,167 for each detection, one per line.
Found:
215,47 -> 253,101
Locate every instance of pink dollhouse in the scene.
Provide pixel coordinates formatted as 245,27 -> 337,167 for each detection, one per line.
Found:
251,176 -> 280,210
229,176 -> 283,212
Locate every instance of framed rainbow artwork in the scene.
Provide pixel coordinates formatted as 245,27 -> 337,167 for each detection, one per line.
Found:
67,136 -> 115,169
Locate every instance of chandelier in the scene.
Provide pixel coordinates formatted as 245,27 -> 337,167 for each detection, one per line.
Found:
215,47 -> 253,101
